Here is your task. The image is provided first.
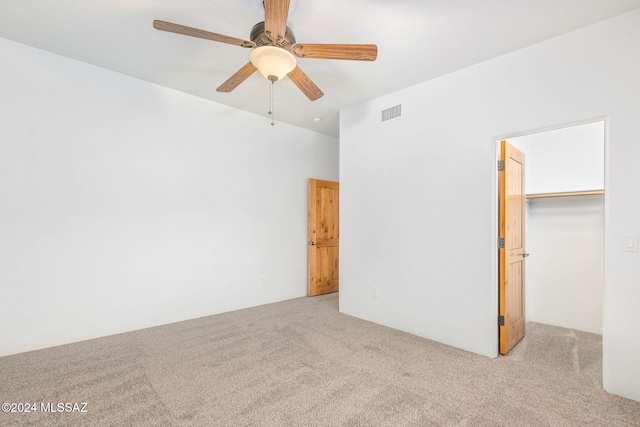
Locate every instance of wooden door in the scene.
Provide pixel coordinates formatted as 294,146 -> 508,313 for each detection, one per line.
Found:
308,179 -> 339,296
499,140 -> 526,354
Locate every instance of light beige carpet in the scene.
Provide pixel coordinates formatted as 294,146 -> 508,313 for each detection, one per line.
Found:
1,293 -> 639,426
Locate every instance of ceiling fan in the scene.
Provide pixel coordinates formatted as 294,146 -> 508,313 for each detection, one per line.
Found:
153,0 -> 377,101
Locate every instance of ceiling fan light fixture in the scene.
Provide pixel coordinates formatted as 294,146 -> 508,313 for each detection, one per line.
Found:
250,46 -> 297,81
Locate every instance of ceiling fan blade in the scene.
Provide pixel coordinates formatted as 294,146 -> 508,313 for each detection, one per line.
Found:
288,66 -> 324,101
292,43 -> 378,61
216,62 -> 258,93
153,20 -> 255,48
264,0 -> 291,43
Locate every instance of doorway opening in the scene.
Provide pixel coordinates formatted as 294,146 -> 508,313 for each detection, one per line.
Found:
498,119 -> 606,353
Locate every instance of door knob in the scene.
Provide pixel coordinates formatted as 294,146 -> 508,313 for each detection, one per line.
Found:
309,241 -> 317,246
523,253 -> 530,257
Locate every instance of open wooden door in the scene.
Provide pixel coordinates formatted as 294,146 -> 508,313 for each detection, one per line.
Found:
499,140 -> 526,354
308,179 -> 339,296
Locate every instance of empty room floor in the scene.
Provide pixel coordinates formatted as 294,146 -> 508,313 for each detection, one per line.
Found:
1,293 -> 639,426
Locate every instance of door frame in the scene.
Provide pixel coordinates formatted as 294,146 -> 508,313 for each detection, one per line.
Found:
492,117 -> 609,357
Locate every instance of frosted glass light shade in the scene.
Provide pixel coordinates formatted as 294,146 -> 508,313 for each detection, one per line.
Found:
250,46 -> 297,81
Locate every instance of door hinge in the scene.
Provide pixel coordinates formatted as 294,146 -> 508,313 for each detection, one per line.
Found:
498,315 -> 505,326
498,160 -> 505,171
498,237 -> 505,249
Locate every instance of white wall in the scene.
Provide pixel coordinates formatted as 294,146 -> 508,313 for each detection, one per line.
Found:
340,10 -> 640,402
0,38 -> 339,357
510,123 -> 604,335
525,196 -> 604,333
512,122 -> 605,195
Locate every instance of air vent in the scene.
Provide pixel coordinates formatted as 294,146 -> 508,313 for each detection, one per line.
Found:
382,104 -> 401,122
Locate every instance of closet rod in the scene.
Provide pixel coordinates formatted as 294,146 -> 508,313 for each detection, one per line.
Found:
526,190 -> 604,199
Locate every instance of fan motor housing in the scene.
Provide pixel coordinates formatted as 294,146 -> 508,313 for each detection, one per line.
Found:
250,21 -> 296,50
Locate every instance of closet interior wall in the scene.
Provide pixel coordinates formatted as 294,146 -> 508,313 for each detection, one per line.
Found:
510,121 -> 605,335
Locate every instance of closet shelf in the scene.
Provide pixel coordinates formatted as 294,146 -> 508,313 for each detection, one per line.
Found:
526,190 -> 604,199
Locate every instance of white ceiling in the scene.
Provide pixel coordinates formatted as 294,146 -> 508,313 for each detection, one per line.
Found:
2,0 -> 640,137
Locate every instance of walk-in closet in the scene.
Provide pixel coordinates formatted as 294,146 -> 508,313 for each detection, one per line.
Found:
510,121 -> 605,334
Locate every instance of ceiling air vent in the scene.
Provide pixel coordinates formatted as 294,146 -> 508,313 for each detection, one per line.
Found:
382,104 -> 401,122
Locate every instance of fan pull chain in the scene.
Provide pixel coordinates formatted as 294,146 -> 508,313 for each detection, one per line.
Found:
268,80 -> 275,126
